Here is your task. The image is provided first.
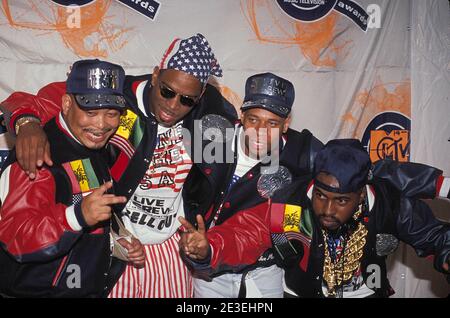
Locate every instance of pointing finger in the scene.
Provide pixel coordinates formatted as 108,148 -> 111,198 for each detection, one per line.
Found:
93,181 -> 113,196
102,195 -> 127,206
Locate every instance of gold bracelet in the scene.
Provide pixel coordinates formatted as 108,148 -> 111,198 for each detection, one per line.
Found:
15,116 -> 41,135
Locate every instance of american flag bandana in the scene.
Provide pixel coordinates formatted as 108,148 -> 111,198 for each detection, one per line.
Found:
160,33 -> 223,84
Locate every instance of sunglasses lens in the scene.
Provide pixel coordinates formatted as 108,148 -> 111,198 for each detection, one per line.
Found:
159,82 -> 197,108
160,87 -> 176,99
179,96 -> 196,107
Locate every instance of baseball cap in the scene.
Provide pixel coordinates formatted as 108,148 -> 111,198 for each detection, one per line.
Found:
313,139 -> 371,193
241,72 -> 294,118
66,59 -> 126,110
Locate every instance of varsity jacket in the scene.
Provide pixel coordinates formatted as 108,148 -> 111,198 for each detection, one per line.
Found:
269,164 -> 450,298
0,74 -> 238,225
0,116 -> 125,297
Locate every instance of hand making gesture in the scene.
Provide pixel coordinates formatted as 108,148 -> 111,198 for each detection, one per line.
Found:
178,215 -> 210,260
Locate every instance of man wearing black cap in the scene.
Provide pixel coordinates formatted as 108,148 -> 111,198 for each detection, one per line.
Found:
269,139 -> 450,298
0,59 -> 145,297
0,34 -> 237,297
178,72 -> 323,298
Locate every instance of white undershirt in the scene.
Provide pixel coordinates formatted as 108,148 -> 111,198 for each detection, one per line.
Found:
233,127 -> 261,179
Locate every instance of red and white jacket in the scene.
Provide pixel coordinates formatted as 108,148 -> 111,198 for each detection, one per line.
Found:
0,115 -> 124,297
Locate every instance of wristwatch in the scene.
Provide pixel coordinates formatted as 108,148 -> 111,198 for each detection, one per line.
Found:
14,116 -> 41,135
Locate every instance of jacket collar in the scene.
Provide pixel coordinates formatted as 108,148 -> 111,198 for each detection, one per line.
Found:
136,80 -> 150,117
56,112 -> 83,145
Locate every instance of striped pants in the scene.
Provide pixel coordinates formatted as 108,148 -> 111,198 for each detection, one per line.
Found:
108,232 -> 193,298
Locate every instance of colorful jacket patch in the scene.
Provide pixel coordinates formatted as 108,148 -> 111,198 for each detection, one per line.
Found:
110,109 -> 145,157
270,202 -> 313,271
62,158 -> 100,194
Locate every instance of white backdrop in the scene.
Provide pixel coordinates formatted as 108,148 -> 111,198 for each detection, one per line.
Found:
0,0 -> 449,297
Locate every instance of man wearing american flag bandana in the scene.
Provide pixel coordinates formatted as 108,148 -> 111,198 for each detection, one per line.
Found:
162,33 -> 223,85
0,33 -> 238,298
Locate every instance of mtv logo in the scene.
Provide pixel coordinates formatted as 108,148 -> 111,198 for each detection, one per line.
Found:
369,130 -> 410,163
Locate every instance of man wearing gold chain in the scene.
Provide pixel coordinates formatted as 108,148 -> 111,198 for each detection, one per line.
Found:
270,139 -> 450,298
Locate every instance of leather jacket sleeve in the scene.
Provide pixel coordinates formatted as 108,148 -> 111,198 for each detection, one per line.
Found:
0,82 -> 65,135
183,201 -> 272,276
372,160 -> 450,273
395,195 -> 450,273
0,163 -> 84,263
373,160 -> 444,199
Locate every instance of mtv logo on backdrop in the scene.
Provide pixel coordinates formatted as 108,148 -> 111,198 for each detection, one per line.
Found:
369,130 -> 410,163
362,112 -> 411,163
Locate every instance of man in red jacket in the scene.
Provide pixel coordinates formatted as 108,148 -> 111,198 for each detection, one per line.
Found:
0,59 -> 144,297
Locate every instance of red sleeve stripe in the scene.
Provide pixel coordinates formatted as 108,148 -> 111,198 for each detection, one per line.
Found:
270,202 -> 286,233
306,180 -> 314,199
204,206 -> 214,222
52,255 -> 69,287
437,176 -> 450,198
110,151 -> 130,182
299,241 -> 310,272
435,175 -> 444,197
131,80 -> 145,96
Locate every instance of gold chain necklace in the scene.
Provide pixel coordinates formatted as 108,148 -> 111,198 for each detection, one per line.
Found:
322,210 -> 368,297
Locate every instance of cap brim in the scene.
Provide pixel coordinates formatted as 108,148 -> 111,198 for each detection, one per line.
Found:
241,100 -> 290,118
75,94 -> 126,110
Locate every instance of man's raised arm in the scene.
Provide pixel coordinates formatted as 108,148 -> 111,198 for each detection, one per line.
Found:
0,82 -> 66,178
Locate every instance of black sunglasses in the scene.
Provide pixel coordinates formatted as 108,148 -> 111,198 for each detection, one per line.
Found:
158,81 -> 199,108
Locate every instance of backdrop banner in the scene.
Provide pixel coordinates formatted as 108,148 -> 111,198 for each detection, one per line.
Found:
0,0 -> 449,297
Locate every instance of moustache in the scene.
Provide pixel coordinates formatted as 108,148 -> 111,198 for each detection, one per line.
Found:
84,128 -> 113,134
319,215 -> 341,224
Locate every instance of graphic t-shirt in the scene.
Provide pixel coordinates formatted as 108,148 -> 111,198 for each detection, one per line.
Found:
321,234 -> 375,298
122,121 -> 192,244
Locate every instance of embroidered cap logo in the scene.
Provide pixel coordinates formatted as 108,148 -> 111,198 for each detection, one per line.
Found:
87,68 -> 119,90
